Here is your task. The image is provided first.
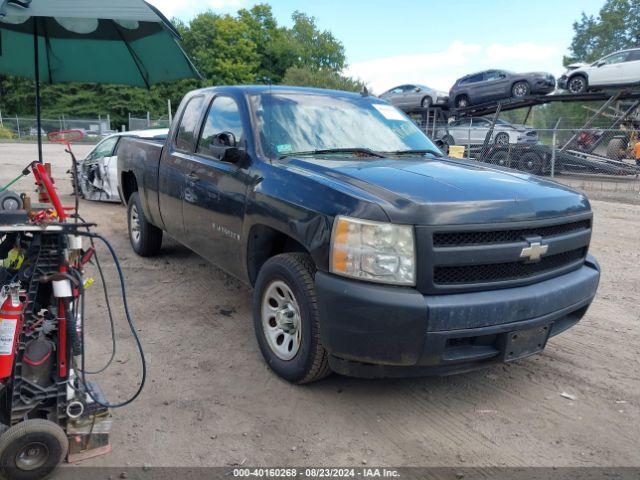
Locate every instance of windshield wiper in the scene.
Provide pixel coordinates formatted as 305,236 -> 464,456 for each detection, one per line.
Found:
382,149 -> 444,158
279,147 -> 385,159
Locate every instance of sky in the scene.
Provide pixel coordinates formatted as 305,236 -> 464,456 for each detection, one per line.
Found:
148,0 -> 605,94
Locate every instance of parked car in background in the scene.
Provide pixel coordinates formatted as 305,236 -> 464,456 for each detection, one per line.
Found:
437,117 -> 539,146
558,48 -> 640,93
75,129 -> 168,202
379,84 -> 448,110
449,70 -> 556,108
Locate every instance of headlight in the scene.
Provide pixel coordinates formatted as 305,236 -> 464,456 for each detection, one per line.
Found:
330,216 -> 416,286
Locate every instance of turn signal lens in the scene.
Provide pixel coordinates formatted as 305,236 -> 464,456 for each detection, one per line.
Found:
330,216 -> 416,286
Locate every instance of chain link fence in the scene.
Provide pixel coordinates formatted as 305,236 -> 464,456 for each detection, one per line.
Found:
0,113 -> 113,142
128,114 -> 171,132
412,111 -> 640,203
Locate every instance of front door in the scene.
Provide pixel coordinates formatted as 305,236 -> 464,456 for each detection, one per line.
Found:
484,70 -> 510,101
182,94 -> 251,278
589,51 -> 629,86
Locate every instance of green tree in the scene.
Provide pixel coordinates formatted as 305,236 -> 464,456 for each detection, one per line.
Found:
289,12 -> 346,71
565,0 -> 640,65
282,66 -> 365,92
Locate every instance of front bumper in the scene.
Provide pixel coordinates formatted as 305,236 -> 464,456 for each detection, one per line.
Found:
558,75 -> 569,90
531,78 -> 556,94
316,256 -> 600,378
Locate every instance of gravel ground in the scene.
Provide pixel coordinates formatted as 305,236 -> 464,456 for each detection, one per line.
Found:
1,143 -> 639,469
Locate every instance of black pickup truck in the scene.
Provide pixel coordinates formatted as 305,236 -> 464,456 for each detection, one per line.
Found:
118,86 -> 600,384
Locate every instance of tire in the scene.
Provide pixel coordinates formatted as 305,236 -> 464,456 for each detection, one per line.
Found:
0,419 -> 68,480
517,151 -> 544,175
607,138 -> 626,160
0,192 -> 22,211
512,81 -> 530,98
421,96 -> 432,108
488,150 -> 509,167
252,253 -> 331,384
494,132 -> 510,146
127,191 -> 163,257
568,75 -> 587,94
442,135 -> 455,147
455,96 -> 469,109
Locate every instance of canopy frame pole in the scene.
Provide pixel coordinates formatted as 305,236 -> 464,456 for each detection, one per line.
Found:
33,17 -> 43,163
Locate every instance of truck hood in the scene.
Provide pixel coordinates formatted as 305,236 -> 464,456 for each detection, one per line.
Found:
283,156 -> 590,225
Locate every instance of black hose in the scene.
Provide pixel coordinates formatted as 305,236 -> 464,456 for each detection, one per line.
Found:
74,232 -> 146,409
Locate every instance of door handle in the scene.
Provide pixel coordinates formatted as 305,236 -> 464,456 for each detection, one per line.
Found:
187,172 -> 200,182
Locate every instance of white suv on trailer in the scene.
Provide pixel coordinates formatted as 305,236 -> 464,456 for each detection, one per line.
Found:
559,48 -> 640,93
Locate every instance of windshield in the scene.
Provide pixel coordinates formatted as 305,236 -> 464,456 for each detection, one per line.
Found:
249,92 -> 439,159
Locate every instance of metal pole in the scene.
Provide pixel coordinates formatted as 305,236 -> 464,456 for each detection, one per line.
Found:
551,118 -> 561,178
0,109 -> 3,127
467,128 -> 471,160
168,99 -> 173,125
16,115 -> 21,140
33,18 -> 43,163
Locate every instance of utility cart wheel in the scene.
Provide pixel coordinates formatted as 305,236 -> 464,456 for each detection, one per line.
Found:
253,253 -> 331,384
127,191 -> 163,257
0,419 -> 68,480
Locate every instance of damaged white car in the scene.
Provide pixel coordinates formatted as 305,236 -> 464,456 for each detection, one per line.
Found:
75,129 -> 168,202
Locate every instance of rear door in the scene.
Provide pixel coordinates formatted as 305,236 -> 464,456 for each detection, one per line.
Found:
451,118 -> 472,144
182,94 -> 252,277
471,118 -> 492,143
623,49 -> 640,83
158,95 -> 206,236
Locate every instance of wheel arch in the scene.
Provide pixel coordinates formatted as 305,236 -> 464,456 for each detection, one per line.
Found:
246,224 -> 312,286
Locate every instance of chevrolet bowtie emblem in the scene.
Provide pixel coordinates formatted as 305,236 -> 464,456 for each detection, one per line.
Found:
520,242 -> 548,262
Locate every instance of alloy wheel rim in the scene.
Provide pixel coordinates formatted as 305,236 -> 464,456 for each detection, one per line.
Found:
15,442 -> 49,471
130,204 -> 141,244
514,84 -> 528,97
496,134 -> 509,145
261,280 -> 302,361
570,78 -> 584,93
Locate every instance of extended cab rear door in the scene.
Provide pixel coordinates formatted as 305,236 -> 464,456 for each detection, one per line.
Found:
181,93 -> 252,279
159,94 -> 206,236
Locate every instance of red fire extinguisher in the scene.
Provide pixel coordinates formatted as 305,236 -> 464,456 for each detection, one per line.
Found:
0,283 -> 24,380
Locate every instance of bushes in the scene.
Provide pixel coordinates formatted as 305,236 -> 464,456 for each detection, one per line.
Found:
0,126 -> 14,139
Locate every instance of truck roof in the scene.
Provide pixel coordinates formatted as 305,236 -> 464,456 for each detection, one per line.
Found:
189,84 -> 367,99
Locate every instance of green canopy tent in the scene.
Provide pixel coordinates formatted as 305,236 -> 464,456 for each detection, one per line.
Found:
0,0 -> 201,162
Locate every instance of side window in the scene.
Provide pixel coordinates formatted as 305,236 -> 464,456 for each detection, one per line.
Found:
90,136 -> 119,159
602,52 -> 629,65
197,96 -> 244,158
175,96 -> 205,152
462,73 -> 484,85
628,50 -> 640,61
391,87 -> 403,94
485,71 -> 505,81
473,118 -> 490,127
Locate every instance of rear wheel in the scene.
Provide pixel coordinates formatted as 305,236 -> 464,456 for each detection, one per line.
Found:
253,253 -> 331,384
0,419 -> 68,480
455,96 -> 469,109
512,81 -> 530,98
127,191 -> 163,257
568,75 -> 587,93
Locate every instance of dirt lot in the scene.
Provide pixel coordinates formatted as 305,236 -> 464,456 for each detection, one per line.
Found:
1,143 -> 639,468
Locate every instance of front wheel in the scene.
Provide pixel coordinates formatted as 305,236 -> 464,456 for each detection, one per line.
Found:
421,96 -> 432,108
0,419 -> 68,480
127,191 -> 163,257
252,253 -> 331,384
512,81 -> 530,98
455,96 -> 469,108
568,75 -> 587,93
494,132 -> 510,146
517,151 -> 544,175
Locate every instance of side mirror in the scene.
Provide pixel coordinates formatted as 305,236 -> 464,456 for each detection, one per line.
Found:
596,60 -> 605,67
415,87 -> 422,92
216,131 -> 237,148
221,147 -> 247,164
